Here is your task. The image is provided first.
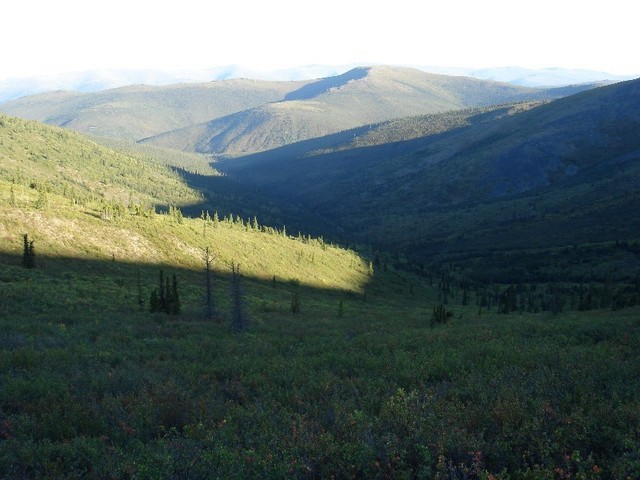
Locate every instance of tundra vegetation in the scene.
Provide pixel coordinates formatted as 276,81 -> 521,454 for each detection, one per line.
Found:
0,93 -> 639,478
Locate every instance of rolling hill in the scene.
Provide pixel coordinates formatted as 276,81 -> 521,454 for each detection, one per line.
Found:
140,66 -> 599,155
0,113 -> 371,291
0,79 -> 310,142
217,78 -> 640,280
2,66 -> 598,156
0,114 -> 202,210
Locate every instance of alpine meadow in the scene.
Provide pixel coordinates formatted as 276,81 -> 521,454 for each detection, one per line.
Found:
1,65 -> 639,479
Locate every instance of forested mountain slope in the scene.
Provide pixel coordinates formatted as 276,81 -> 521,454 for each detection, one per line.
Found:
218,78 -> 640,278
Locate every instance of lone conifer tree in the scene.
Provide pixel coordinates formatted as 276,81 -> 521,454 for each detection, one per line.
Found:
158,270 -> 166,312
230,262 -> 249,332
149,289 -> 159,313
169,274 -> 181,315
136,268 -> 145,310
22,234 -> 35,269
204,247 -> 219,321
291,292 -> 301,314
9,184 -> 16,206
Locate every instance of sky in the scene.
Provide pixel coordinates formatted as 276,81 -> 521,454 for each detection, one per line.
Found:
1,0 -> 638,81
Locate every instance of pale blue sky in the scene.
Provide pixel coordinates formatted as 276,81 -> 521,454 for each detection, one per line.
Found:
1,0 -> 638,80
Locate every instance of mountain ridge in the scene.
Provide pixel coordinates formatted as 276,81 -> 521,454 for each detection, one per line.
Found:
138,66 -> 601,155
1,64 -> 634,103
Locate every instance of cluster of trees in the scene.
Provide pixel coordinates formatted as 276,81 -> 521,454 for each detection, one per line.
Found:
200,209 -> 281,235
472,281 -> 640,315
149,270 -> 181,315
430,304 -> 453,326
147,253 -> 251,333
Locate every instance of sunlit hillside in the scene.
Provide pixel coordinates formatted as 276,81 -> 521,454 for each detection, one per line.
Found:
0,115 -> 370,292
0,114 -> 201,210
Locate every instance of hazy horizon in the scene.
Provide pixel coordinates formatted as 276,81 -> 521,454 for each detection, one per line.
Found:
2,0 -> 638,83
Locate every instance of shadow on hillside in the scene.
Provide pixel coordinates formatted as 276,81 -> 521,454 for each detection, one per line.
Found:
169,168 -> 344,240
167,105 -> 538,241
0,249 -> 420,322
283,67 -> 368,101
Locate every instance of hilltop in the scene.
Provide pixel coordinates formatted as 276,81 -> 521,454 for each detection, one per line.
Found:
140,66 -> 598,155
0,64 -> 629,103
2,66 -> 598,156
0,79 -> 309,142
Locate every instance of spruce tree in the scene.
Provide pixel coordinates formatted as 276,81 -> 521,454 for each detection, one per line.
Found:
149,289 -> 159,313
34,189 -> 48,210
230,262 -> 249,332
164,277 -> 173,312
9,184 -> 16,206
22,234 -> 35,269
159,270 -> 166,312
291,292 -> 301,314
204,247 -> 218,320
170,274 -> 181,315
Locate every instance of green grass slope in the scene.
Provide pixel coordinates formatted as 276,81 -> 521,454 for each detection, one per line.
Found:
0,114 -> 366,289
0,114 -> 202,209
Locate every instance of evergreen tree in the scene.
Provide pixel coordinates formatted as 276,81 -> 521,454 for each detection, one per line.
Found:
34,189 -> 48,210
170,274 -> 181,315
204,247 -> 219,321
137,268 -> 145,310
159,270 -> 166,312
22,234 -> 35,269
164,277 -> 172,312
9,184 -> 16,206
291,292 -> 301,314
230,263 -> 249,332
461,288 -> 469,306
149,289 -> 159,313
431,304 -> 453,327
499,285 -> 518,314
149,269 -> 180,315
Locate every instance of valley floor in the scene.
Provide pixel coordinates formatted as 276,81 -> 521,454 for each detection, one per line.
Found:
1,248 -> 639,479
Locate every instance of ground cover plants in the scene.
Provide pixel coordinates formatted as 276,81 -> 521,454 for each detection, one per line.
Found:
1,190 -> 639,478
1,247 -> 639,478
1,114 -> 639,478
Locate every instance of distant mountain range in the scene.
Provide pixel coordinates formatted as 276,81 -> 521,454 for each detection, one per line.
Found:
139,66 -> 604,156
0,79 -> 309,142
0,66 -> 603,154
0,64 -> 634,103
